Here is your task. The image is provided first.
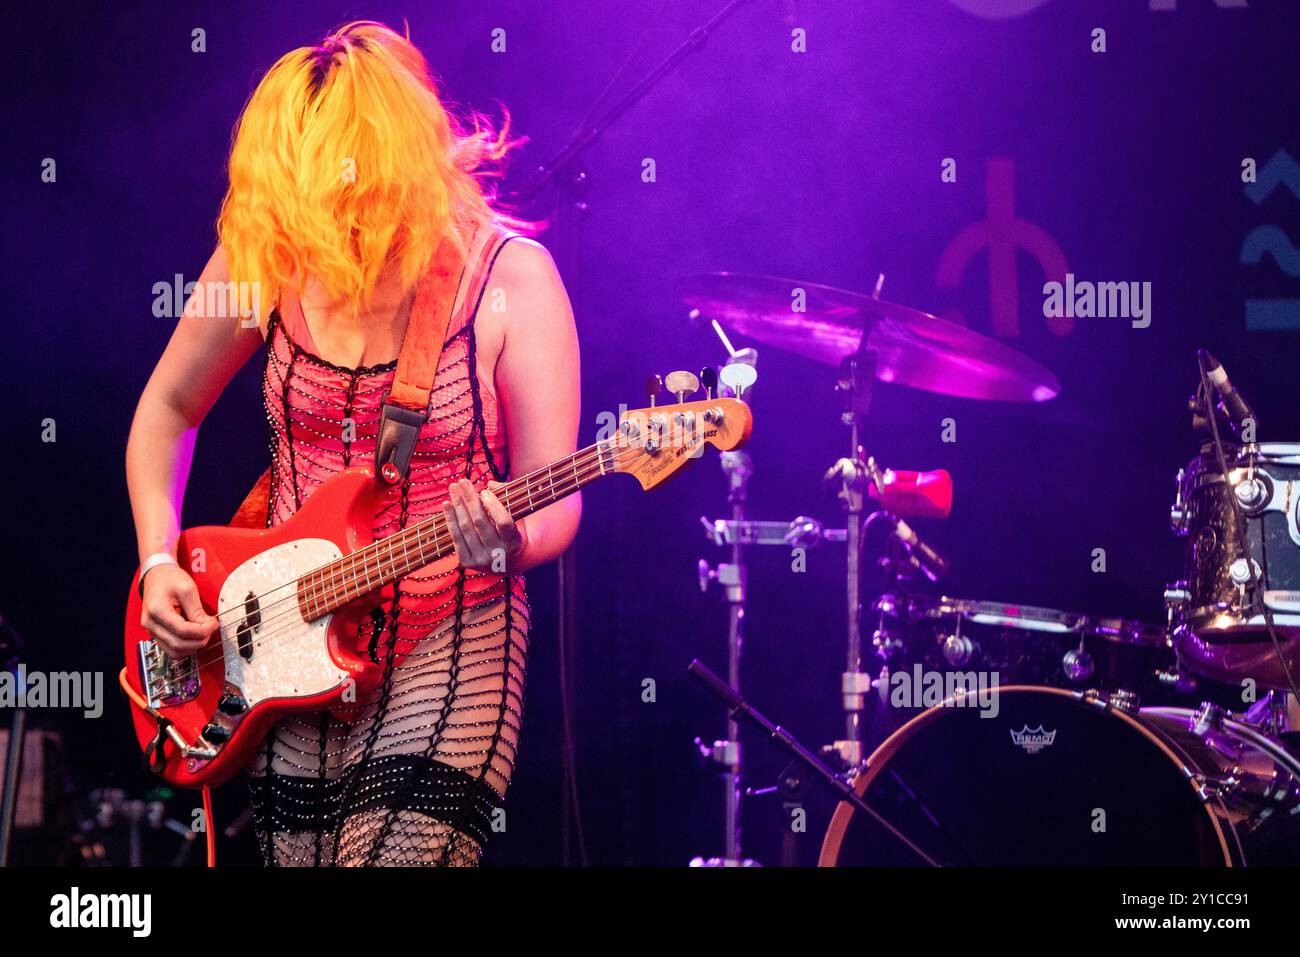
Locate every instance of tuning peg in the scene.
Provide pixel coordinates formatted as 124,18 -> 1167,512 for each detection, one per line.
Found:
644,374 -> 663,407
699,366 -> 718,399
665,370 -> 700,403
719,362 -> 757,399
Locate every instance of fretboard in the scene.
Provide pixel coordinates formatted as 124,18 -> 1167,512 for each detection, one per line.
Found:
297,440 -> 617,620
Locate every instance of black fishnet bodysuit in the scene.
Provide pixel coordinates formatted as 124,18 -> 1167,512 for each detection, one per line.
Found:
246,237 -> 529,866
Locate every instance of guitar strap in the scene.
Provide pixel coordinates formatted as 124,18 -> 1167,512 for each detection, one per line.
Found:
230,225 -> 507,528
373,234 -> 471,485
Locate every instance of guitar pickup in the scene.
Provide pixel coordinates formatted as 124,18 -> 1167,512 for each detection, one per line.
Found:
138,640 -> 201,709
234,589 -> 260,661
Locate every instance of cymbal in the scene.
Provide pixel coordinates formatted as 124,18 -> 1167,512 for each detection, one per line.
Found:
676,273 -> 1060,402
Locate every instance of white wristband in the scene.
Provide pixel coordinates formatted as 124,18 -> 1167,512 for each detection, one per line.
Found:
138,552 -> 179,595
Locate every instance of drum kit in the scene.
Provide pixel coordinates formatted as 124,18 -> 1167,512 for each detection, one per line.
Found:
679,272 -> 1300,867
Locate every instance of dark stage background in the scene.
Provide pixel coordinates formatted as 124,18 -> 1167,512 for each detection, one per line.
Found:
5,0 -> 1298,865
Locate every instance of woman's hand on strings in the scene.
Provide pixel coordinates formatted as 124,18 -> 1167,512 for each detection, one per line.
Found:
141,564 -> 220,656
443,478 -> 526,574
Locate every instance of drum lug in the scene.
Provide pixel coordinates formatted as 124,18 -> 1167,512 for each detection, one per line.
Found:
1234,475 -> 1270,512
1190,771 -> 1237,804
1190,701 -> 1226,737
1062,641 -> 1094,683
1080,688 -> 1142,715
871,626 -> 906,660
941,633 -> 974,668
1229,557 -> 1262,587
1155,668 -> 1198,695
1170,468 -> 1188,535
1108,689 -> 1141,715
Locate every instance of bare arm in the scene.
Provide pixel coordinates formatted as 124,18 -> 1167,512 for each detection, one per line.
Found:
443,237 -> 582,574
126,245 -> 263,650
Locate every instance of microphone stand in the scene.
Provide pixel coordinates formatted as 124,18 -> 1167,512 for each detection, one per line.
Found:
688,658 -> 940,867
502,0 -> 754,207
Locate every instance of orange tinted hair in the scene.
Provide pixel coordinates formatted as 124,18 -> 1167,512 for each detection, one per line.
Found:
217,20 -> 525,318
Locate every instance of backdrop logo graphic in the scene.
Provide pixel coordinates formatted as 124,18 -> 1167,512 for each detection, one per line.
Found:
1242,149 -> 1300,330
947,0 -> 1052,18
937,158 -> 1070,337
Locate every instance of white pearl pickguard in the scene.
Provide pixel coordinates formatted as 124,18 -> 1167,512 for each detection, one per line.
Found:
217,538 -> 351,707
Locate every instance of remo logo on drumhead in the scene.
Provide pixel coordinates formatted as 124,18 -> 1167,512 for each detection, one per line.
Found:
1010,726 -> 1057,754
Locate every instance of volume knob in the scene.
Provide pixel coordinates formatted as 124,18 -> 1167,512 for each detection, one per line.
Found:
202,721 -> 231,745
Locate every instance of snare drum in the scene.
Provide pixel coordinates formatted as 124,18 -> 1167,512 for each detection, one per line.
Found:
1168,442 -> 1300,688
874,595 -> 1170,699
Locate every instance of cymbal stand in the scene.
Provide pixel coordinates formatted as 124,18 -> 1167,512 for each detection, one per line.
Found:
825,345 -> 876,768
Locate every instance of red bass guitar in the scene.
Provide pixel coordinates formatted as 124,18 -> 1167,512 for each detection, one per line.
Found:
122,396 -> 751,788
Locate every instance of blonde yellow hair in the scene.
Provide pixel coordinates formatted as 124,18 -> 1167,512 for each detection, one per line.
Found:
217,20 -> 523,319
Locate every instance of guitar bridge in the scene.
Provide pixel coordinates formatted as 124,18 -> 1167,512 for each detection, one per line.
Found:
138,640 -> 200,709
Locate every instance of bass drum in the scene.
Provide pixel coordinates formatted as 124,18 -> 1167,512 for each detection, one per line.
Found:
820,685 -> 1300,866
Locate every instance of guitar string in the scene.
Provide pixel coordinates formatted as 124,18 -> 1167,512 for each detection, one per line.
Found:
180,432 -> 668,672
309,400 -> 719,593
180,409 -> 704,641
180,453 -> 607,672
174,416 -> 712,673
182,438 -> 612,633
181,439 -> 607,643
300,441 -> 611,610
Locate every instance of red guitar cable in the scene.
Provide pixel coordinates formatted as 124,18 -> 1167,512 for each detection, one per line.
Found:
202,785 -> 215,867
118,667 -> 217,867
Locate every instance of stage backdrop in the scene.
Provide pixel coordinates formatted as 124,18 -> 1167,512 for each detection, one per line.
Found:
6,0 -> 1298,865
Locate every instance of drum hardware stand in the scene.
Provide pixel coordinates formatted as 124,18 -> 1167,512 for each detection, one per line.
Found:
1167,701 -> 1300,811
691,449 -> 751,866
736,761 -> 813,867
775,761 -> 810,867
825,333 -> 877,769
692,356 -> 758,867
1240,691 -> 1292,737
687,658 -> 940,866
697,516 -> 847,865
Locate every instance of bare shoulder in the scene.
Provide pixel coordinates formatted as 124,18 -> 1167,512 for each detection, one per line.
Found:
477,235 -> 572,342
476,234 -> 577,378
491,236 -> 564,293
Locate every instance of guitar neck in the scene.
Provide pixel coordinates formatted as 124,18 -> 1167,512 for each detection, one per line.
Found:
299,441 -> 615,619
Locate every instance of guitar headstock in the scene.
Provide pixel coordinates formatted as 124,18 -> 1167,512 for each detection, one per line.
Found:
610,397 -> 753,491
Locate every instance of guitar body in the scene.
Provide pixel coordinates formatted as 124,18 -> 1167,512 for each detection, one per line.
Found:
123,467 -> 395,788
